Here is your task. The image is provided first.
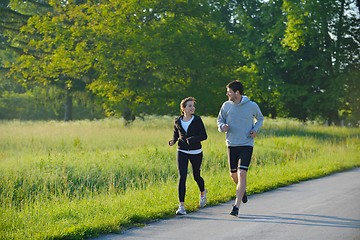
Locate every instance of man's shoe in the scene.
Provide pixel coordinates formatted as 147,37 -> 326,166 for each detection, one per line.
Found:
199,189 -> 207,208
230,205 -> 239,216
242,191 -> 248,204
176,205 -> 187,215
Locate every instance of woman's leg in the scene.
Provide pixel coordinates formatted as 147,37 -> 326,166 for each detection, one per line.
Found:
177,151 -> 189,203
189,152 -> 205,192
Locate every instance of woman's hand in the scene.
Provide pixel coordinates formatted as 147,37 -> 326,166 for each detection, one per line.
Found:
169,140 -> 175,146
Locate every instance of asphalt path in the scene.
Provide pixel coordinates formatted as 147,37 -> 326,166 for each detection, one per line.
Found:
93,168 -> 360,240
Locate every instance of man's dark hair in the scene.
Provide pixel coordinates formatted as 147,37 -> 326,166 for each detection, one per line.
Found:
226,80 -> 244,94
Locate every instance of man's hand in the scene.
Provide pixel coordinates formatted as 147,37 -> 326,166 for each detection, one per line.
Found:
222,124 -> 229,132
249,130 -> 257,138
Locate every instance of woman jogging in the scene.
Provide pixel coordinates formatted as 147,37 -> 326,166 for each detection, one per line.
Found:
169,97 -> 208,215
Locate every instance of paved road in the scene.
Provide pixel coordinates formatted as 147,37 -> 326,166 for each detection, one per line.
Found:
94,168 -> 360,240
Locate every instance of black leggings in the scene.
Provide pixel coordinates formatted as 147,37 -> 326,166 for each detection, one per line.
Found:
177,151 -> 205,202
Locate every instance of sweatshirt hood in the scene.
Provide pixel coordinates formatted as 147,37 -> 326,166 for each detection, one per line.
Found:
230,96 -> 250,105
240,96 -> 250,104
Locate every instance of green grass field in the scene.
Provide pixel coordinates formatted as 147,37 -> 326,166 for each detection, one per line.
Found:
0,116 -> 359,239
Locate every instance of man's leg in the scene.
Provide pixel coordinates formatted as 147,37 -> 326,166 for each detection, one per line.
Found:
234,169 -> 247,207
228,147 -> 239,184
230,171 -> 238,184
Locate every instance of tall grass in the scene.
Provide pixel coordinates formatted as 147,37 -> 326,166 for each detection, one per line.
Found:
0,116 -> 359,239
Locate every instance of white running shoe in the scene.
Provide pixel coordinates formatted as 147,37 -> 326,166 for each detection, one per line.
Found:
199,189 -> 207,208
176,205 -> 187,215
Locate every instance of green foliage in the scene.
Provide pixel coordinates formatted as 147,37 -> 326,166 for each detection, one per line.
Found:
1,0 -> 359,124
281,0 -> 306,51
0,117 -> 359,239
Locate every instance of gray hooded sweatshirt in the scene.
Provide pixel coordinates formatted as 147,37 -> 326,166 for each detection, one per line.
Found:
217,96 -> 264,147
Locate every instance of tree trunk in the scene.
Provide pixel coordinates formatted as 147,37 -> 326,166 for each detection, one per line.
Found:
64,91 -> 73,121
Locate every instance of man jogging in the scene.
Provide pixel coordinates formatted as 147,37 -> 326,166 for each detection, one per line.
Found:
217,80 -> 264,216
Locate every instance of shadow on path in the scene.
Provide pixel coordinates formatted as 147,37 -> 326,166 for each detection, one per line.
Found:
238,213 -> 360,229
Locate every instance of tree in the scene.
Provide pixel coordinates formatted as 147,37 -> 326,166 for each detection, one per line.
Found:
229,0 -> 360,123
278,0 -> 360,123
226,0 -> 287,118
11,0 -> 241,120
7,0 -> 359,124
10,0 -> 98,120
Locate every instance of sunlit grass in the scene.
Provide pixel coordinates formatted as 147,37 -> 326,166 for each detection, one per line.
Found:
0,116 -> 359,239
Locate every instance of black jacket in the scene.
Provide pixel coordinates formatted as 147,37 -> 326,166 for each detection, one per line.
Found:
171,115 -> 207,151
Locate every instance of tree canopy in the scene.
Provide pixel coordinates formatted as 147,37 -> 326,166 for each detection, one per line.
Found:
1,0 -> 359,124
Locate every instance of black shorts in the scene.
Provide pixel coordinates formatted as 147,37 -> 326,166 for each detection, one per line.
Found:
227,146 -> 253,172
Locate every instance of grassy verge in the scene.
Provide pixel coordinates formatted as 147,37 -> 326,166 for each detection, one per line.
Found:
0,117 -> 359,239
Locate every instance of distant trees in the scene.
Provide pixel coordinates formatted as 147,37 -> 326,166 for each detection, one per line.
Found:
1,0 -> 359,125
224,0 -> 360,124
277,0 -> 360,124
